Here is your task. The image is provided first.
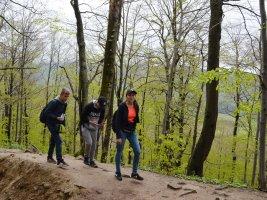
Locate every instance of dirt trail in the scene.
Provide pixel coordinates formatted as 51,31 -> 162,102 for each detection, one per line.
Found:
0,149 -> 266,200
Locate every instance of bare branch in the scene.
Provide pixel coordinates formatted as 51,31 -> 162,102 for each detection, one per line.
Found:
237,7 -> 259,62
0,67 -> 36,70
0,15 -> 32,38
223,3 -> 260,17
9,0 -> 39,14
59,66 -> 79,101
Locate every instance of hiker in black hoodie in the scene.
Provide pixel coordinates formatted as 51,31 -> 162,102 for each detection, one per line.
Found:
115,89 -> 143,181
80,96 -> 107,168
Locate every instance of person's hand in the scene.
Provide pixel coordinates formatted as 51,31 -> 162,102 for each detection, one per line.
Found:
57,116 -> 64,121
97,122 -> 105,129
117,138 -> 122,144
89,121 -> 97,126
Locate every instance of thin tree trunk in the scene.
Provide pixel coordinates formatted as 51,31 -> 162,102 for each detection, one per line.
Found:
24,91 -> 29,147
18,69 -> 24,145
251,112 -> 260,186
139,56 -> 150,160
230,88 -> 240,183
259,0 -> 267,190
7,71 -> 14,144
192,41 -> 205,154
71,0 -> 89,155
73,50 -> 79,154
162,0 -> 182,135
42,34 -> 55,145
187,0 -> 222,176
18,35 -> 26,144
18,41 -> 27,144
15,101 -> 19,142
116,3 -> 130,101
244,115 -> 252,184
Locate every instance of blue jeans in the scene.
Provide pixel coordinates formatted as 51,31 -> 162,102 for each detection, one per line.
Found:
115,130 -> 141,174
47,124 -> 62,161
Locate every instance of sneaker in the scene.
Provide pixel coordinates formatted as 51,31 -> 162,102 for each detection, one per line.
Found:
84,157 -> 89,165
47,157 -> 57,164
57,160 -> 69,168
89,160 -> 98,168
115,172 -> 122,181
131,173 -> 144,181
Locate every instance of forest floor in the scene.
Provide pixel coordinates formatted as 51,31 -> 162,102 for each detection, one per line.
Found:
0,149 -> 266,200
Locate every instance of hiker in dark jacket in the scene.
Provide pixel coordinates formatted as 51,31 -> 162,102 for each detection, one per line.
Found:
115,89 -> 143,181
80,96 -> 107,168
45,87 -> 70,167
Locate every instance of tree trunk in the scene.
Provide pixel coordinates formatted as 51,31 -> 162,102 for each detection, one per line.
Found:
187,0 -> 222,176
251,112 -> 260,186
18,69 -> 24,145
5,70 -> 14,144
230,87 -> 240,182
192,40 -> 205,154
71,0 -> 89,113
42,34 -> 55,145
73,51 -> 79,154
116,3 -> 128,101
24,91 -> 29,147
101,74 -> 115,162
162,0 -> 182,135
258,0 -> 267,190
100,0 -> 123,99
99,0 -> 123,162
71,0 -> 89,154
15,101 -> 19,142
139,56 -> 151,159
18,34 -> 28,145
244,115 -> 252,184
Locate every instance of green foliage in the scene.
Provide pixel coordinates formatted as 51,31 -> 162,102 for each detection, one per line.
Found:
0,2 -> 262,190
33,17 -> 75,35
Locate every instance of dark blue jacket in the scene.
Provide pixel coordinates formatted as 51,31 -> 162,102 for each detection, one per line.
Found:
116,101 -> 139,139
45,99 -> 67,126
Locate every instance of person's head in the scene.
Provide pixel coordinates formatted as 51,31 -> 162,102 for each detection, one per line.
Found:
59,87 -> 71,102
126,89 -> 137,104
96,96 -> 107,109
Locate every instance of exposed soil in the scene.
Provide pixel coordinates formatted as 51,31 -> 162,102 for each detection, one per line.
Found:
0,149 -> 266,200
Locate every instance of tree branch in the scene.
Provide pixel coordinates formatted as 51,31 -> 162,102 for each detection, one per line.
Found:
10,0 -> 39,14
223,3 -> 260,17
0,15 -> 32,38
0,67 -> 36,70
59,65 -> 79,101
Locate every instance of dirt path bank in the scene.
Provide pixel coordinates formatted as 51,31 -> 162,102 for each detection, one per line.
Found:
0,149 -> 266,200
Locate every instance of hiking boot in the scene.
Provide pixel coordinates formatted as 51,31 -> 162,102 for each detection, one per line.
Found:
89,160 -> 98,168
84,157 -> 89,165
57,160 -> 69,168
47,157 -> 57,164
131,173 -> 144,181
115,172 -> 122,181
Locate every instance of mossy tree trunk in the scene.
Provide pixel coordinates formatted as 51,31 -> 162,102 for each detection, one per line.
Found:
100,0 -> 124,163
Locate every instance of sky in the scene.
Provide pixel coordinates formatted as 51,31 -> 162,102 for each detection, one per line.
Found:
44,0 -> 262,29
44,0 -> 107,22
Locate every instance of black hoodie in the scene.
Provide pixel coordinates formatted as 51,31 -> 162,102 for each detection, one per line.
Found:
116,100 -> 140,139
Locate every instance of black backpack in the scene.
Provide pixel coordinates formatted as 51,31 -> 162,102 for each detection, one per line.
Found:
39,100 -> 59,123
40,104 -> 49,123
111,110 -> 118,133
